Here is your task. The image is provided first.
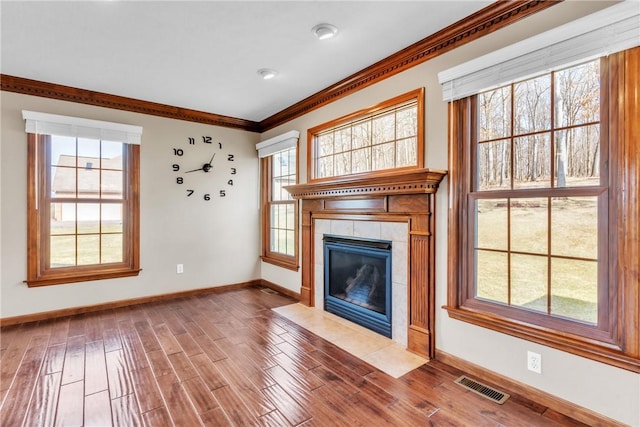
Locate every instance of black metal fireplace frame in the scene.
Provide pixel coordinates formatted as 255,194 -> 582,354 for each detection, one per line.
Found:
323,235 -> 392,337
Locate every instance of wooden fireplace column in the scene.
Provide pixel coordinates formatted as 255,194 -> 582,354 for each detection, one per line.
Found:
286,169 -> 446,359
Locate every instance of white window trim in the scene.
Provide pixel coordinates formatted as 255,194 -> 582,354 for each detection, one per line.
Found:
22,110 -> 143,145
438,1 -> 640,102
256,130 -> 300,158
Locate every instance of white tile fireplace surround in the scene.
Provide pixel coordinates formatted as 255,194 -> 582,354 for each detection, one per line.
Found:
314,219 -> 409,347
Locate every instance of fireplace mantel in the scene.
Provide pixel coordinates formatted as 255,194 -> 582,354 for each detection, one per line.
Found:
286,168 -> 447,359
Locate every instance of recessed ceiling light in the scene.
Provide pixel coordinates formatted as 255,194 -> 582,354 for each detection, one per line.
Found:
257,68 -> 278,80
312,23 -> 338,41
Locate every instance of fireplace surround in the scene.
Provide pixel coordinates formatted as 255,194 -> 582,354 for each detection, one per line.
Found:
286,168 -> 446,359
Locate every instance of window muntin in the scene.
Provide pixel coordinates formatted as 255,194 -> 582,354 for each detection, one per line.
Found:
309,89 -> 424,181
471,59 -> 604,326
27,133 -> 140,286
261,146 -> 298,270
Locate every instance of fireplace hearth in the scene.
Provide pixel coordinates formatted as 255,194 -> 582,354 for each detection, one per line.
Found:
323,235 -> 392,337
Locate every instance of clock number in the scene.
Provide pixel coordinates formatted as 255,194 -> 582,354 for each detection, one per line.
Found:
227,179 -> 233,186
177,177 -> 184,184
188,137 -> 195,145
227,154 -> 234,161
231,168 -> 237,175
202,136 -> 212,144
204,193 -> 211,201
218,142 -> 223,149
173,148 -> 184,156
187,189 -> 194,197
220,190 -> 226,197
172,164 -> 180,172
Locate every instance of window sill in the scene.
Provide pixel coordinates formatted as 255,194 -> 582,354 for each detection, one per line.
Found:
26,267 -> 142,287
261,255 -> 299,272
444,305 -> 639,373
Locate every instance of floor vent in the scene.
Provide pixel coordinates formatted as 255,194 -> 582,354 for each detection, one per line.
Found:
454,375 -> 510,404
259,287 -> 279,295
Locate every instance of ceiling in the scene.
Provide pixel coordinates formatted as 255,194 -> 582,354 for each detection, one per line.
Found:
1,1 -> 492,123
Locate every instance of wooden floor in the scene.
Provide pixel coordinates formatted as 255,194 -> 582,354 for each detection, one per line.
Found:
0,285 -> 587,426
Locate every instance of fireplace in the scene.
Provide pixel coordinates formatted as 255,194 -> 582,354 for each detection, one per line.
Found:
323,235 -> 392,337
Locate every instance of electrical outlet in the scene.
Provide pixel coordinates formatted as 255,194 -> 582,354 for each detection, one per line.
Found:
527,351 -> 542,374
176,264 -> 184,274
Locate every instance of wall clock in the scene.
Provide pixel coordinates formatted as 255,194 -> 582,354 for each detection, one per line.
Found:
171,136 -> 237,200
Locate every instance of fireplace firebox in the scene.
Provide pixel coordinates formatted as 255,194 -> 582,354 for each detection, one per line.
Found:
323,235 -> 392,337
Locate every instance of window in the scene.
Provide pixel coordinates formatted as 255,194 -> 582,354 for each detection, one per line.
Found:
308,88 -> 424,181
446,49 -> 639,371
24,112 -> 141,286
258,131 -> 299,270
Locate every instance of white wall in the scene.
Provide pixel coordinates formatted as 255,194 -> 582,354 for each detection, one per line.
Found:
0,92 -> 261,318
259,2 -> 639,425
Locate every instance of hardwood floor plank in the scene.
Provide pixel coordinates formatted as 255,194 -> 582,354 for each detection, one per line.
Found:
213,384 -> 260,426
133,320 -> 162,353
174,331 -> 203,357
192,333 -> 227,363
214,357 -> 275,417
61,335 -> 86,385
261,383 -> 311,425
142,406 -> 174,427
270,352 -> 325,391
118,319 -> 150,371
85,340 -> 108,395
153,323 -> 183,355
200,407 -> 233,427
23,372 -> 62,427
54,380 -> 84,427
182,376 -> 219,414
190,353 -> 228,391
156,373 -> 203,426
41,343 -> 66,375
111,393 -> 143,427
129,366 -> 164,413
146,349 -> 174,378
167,351 -> 199,381
105,349 -> 133,399
103,328 -> 123,353
84,390 -> 113,427
257,408 -> 293,427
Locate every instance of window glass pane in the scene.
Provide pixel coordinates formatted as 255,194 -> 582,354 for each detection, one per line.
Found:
478,139 -> 511,191
77,137 -> 100,158
50,136 -> 76,166
550,258 -> 597,324
476,199 -> 508,250
555,60 -> 600,128
372,142 -> 394,171
352,148 -> 370,174
50,235 -> 75,268
513,134 -> 551,189
511,254 -> 547,313
285,230 -> 295,256
51,203 -> 75,235
77,234 -> 100,265
514,74 -> 551,135
77,166 -> 100,199
316,156 -> 333,179
475,250 -> 508,304
510,198 -> 548,254
352,122 -> 371,149
101,170 -> 123,199
270,228 -> 278,252
318,134 -> 334,156
101,234 -> 123,263
551,196 -> 598,259
51,166 -> 76,198
372,113 -> 395,144
335,128 -> 351,153
101,141 -> 124,170
77,203 -> 100,234
396,137 -> 416,167
396,107 -> 417,139
554,125 -> 600,187
102,204 -> 123,233
335,152 -> 351,176
478,86 -> 511,141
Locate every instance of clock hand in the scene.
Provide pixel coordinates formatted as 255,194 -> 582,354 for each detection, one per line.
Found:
184,166 -> 205,173
207,153 -> 216,165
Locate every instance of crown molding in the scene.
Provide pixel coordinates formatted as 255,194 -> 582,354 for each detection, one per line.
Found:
0,74 -> 262,132
1,1 -> 559,133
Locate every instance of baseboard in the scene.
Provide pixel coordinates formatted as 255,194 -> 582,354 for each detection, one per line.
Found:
259,279 -> 301,301
0,280 -> 262,327
435,349 -> 623,427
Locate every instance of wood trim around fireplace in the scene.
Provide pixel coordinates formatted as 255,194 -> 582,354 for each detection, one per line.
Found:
286,169 -> 447,359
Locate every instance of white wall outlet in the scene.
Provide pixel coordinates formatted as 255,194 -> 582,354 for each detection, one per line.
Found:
527,351 -> 542,374
176,263 -> 184,274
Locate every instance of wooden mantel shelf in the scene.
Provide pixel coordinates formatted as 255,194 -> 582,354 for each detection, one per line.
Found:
285,168 -> 447,200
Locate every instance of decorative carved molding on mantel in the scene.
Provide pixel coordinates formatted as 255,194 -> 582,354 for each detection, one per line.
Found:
285,168 -> 447,199
286,168 -> 447,359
